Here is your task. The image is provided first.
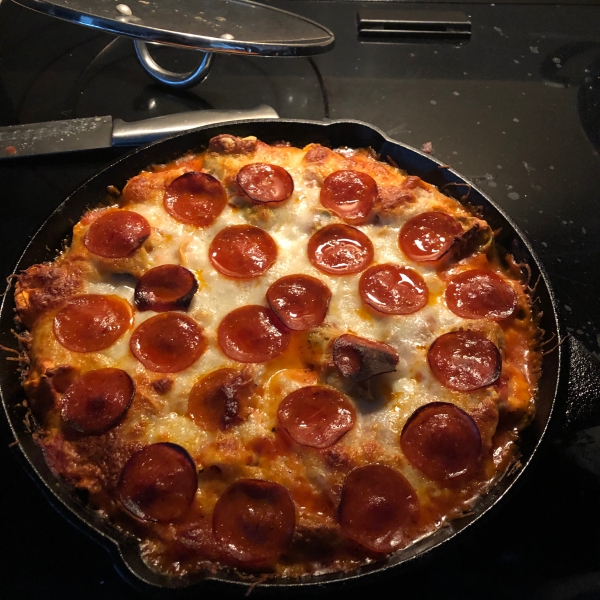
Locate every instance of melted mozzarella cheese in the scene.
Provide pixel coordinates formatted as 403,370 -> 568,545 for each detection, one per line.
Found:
27,138 -> 538,578
65,145 -> 507,469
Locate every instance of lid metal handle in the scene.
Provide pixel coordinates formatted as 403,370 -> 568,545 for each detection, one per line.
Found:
134,40 -> 214,88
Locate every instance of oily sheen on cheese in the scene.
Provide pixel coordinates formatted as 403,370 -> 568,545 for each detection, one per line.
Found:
15,134 -> 540,580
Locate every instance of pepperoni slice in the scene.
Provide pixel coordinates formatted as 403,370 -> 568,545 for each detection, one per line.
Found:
399,212 -> 463,262
213,479 -> 295,567
164,171 -> 227,227
134,264 -> 198,312
401,402 -> 482,483
130,313 -> 206,372
209,225 -> 277,279
332,334 -> 399,382
266,274 -> 331,331
339,464 -> 420,553
320,170 -> 377,225
308,224 -> 374,275
54,295 -> 132,352
61,368 -> 134,434
118,442 -> 197,522
445,269 -> 518,320
84,210 -> 151,259
236,163 -> 294,204
359,264 -> 429,315
188,368 -> 253,431
428,330 -> 502,391
278,386 -> 355,448
217,305 -> 290,363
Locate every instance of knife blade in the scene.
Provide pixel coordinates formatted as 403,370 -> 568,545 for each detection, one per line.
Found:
0,106 -> 278,159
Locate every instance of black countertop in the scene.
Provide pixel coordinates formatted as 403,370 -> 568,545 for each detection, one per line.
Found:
1,1 -> 600,598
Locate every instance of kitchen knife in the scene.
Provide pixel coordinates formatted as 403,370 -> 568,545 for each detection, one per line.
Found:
0,105 -> 278,159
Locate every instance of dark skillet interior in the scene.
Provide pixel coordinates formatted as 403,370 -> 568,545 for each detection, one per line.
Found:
0,119 -> 562,592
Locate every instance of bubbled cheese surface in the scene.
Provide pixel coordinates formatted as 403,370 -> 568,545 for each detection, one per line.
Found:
25,138 -> 539,579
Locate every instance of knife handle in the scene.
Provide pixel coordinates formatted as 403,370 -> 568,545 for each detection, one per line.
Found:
111,106 -> 279,146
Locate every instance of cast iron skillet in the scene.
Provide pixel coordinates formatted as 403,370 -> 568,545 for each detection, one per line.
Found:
0,118 -> 590,593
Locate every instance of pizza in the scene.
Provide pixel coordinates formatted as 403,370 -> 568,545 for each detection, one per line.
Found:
14,133 -> 541,580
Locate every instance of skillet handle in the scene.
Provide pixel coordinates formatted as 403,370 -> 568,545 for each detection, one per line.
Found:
563,336 -> 600,433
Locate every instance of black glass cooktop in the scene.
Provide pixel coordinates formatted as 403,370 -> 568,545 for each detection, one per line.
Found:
1,1 -> 600,599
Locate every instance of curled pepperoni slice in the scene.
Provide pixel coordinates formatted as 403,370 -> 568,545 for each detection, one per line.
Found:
217,305 -> 290,363
278,386 -> 355,448
61,368 -> 134,434
209,225 -> 277,279
445,269 -> 518,320
130,313 -> 206,372
84,210 -> 151,258
134,264 -> 198,312
428,330 -> 502,391
118,442 -> 197,522
164,171 -> 227,227
333,334 -> 399,382
308,224 -> 374,275
213,479 -> 295,567
401,402 -> 482,484
266,274 -> 331,330
54,295 -> 132,352
339,464 -> 420,553
188,368 -> 253,431
236,163 -> 294,204
320,170 -> 377,225
359,264 -> 429,315
399,212 -> 463,262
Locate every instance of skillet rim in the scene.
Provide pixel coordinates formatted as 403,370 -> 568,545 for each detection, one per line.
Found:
0,118 -> 563,591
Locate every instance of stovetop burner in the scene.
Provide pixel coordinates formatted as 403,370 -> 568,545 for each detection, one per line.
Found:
1,1 -> 600,598
11,32 -> 329,125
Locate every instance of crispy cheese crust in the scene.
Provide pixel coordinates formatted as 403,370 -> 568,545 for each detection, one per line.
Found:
15,135 -> 541,580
